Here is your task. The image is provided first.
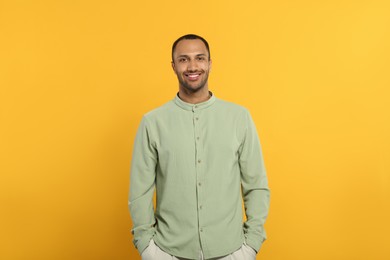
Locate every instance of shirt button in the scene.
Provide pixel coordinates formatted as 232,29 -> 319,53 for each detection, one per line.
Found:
194,105 -> 198,108
198,159 -> 201,163
195,117 -> 199,120
196,136 -> 200,140
198,182 -> 202,186
200,228 -> 203,232
199,205 -> 203,210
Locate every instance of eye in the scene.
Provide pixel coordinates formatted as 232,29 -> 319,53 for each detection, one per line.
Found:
178,57 -> 187,62
197,56 -> 205,61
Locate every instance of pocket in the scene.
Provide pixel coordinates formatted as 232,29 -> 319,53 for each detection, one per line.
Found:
242,242 -> 257,257
153,240 -> 174,259
141,239 -> 155,260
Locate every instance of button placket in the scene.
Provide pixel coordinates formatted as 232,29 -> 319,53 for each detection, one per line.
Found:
192,105 -> 205,250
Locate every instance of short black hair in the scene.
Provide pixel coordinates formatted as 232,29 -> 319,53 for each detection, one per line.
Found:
171,34 -> 210,62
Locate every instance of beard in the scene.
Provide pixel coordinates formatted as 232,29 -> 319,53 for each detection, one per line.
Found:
177,70 -> 209,93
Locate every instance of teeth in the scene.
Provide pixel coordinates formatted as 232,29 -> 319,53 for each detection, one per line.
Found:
186,74 -> 200,77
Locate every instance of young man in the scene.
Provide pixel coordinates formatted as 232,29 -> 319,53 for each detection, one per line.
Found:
129,34 -> 270,260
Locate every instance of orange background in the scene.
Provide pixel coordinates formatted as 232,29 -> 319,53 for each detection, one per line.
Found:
1,0 -> 389,259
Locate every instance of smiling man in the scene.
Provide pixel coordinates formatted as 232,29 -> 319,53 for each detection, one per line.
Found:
129,34 -> 270,260
172,36 -> 211,98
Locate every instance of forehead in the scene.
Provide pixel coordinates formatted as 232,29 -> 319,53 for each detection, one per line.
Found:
174,39 -> 208,57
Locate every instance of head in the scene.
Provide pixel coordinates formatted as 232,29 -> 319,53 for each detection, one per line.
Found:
171,34 -> 212,93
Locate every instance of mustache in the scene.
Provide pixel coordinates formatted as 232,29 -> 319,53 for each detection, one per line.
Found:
184,69 -> 205,73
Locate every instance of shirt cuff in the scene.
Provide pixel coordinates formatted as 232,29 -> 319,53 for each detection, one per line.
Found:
245,234 -> 265,253
136,234 -> 154,255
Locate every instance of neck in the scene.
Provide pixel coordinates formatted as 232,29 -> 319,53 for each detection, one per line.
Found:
178,87 -> 211,104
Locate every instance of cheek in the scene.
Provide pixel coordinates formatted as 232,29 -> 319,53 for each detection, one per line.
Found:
203,63 -> 210,70
174,66 -> 185,74
173,68 -> 181,76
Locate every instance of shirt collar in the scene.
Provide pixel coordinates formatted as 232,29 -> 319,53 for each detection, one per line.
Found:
174,91 -> 216,111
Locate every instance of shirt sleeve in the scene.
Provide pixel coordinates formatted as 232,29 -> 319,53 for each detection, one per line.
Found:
128,115 -> 158,255
238,109 -> 270,253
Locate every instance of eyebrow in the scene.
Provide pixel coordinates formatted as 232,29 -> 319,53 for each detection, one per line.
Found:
177,54 -> 207,58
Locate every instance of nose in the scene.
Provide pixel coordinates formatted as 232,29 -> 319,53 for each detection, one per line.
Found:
187,59 -> 198,71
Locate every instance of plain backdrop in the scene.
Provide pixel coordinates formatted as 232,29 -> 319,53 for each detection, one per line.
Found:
0,0 -> 389,259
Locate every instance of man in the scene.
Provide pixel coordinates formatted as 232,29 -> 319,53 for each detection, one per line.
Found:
128,34 -> 270,260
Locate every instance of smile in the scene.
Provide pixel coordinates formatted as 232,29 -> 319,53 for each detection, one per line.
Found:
184,72 -> 201,81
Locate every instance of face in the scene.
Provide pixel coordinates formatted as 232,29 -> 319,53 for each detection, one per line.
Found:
171,39 -> 212,93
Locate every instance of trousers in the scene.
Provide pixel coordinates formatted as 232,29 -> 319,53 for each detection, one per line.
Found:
141,239 -> 257,260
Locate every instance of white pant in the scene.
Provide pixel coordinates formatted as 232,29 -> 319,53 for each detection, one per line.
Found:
141,239 -> 257,260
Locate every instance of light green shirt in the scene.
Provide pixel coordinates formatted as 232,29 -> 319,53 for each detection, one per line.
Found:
128,91 -> 270,259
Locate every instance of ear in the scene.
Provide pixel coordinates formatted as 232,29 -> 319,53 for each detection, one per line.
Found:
171,61 -> 176,73
209,59 -> 212,71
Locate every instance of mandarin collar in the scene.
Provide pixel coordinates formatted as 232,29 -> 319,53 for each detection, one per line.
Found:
174,91 -> 216,111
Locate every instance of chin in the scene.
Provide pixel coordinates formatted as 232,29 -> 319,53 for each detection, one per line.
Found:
184,84 -> 205,92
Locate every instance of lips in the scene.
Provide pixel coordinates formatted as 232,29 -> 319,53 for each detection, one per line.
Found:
184,72 -> 201,81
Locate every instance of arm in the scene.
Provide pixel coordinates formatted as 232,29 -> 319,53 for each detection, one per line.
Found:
238,109 -> 270,253
128,116 -> 158,254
